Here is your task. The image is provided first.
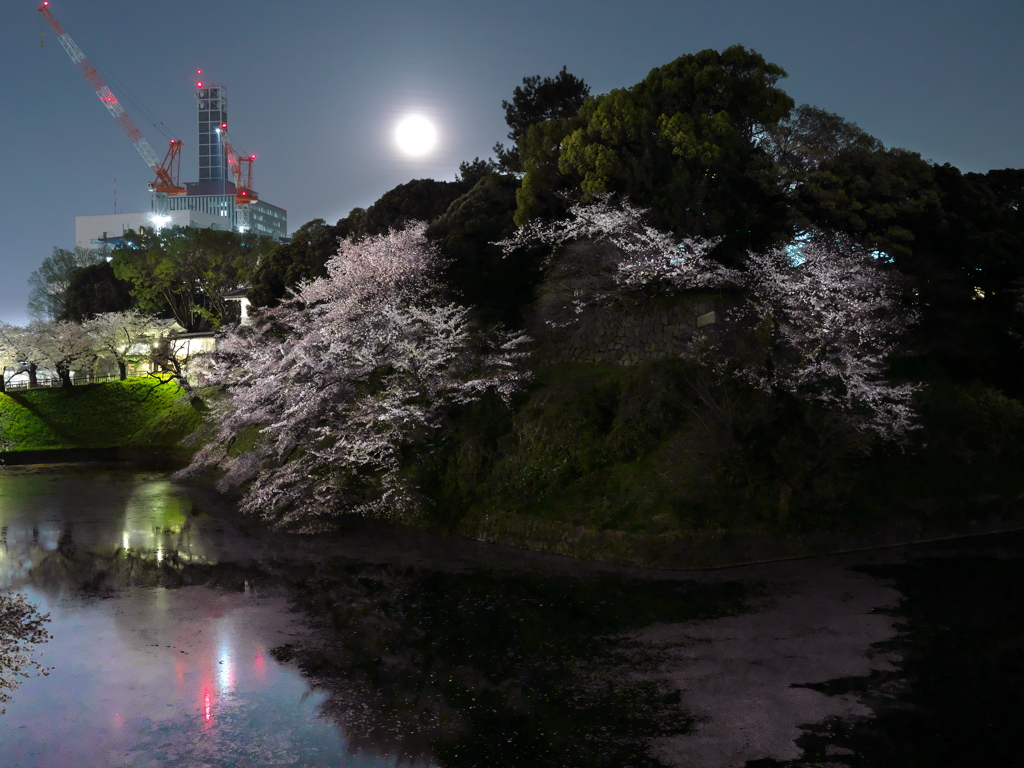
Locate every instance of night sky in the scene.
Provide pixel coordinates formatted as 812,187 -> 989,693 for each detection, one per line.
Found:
1,0 -> 1021,325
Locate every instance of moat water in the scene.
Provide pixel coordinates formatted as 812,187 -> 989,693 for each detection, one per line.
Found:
0,465 -> 748,767
2,464 -> 1023,767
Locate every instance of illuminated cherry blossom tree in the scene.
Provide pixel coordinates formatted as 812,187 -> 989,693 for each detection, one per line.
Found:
181,223 -> 530,529
83,309 -> 169,380
0,324 -> 28,392
735,236 -> 918,439
500,195 -> 734,298
503,196 -> 918,440
24,319 -> 95,387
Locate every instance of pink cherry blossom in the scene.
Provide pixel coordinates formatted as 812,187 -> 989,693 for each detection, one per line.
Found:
179,223 -> 530,529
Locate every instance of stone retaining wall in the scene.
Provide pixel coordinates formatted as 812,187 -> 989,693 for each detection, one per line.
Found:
534,292 -> 722,366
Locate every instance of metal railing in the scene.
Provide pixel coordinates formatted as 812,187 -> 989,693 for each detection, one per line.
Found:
2,370 -> 156,392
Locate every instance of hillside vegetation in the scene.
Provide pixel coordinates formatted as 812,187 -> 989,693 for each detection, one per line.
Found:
0,378 -> 201,455
18,46 -> 1024,566
414,362 -> 1024,566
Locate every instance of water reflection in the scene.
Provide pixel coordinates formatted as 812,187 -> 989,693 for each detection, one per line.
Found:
3,585 -> 377,767
0,469 -> 207,591
0,465 -> 755,768
268,563 -> 751,767
0,466 -> 396,767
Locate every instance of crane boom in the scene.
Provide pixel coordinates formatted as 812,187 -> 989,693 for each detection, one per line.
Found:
38,1 -> 186,206
217,124 -> 258,205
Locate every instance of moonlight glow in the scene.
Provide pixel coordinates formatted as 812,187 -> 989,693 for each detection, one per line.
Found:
394,115 -> 437,156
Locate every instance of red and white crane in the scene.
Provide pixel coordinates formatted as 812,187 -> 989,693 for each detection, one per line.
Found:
217,121 -> 259,231
38,1 -> 186,215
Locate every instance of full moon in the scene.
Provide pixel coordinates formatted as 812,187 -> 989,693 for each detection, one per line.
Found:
394,115 -> 437,156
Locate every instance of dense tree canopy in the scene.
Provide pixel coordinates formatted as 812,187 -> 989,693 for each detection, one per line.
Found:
351,178 -> 470,238
59,261 -> 134,323
513,114 -> 587,227
516,46 -> 795,261
901,165 -> 1024,389
112,226 -> 275,331
456,157 -> 501,188
494,66 -> 590,173
427,173 -> 545,325
247,218 -> 341,308
761,104 -> 884,188
792,145 -> 941,260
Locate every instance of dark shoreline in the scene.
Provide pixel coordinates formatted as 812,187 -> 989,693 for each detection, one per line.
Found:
0,446 -> 191,468
4,451 -> 1024,573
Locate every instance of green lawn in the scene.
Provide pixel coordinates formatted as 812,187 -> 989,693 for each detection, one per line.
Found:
0,377 -> 202,453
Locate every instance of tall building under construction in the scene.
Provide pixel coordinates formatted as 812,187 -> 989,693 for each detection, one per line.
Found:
167,82 -> 287,238
77,81 -> 287,251
39,1 -> 288,251
163,82 -> 286,236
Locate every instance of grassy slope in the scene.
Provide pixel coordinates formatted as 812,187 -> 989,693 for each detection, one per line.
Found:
0,378 -> 202,453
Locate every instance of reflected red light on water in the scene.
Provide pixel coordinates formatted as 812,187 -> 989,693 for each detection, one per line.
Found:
201,686 -> 213,728
255,650 -> 266,679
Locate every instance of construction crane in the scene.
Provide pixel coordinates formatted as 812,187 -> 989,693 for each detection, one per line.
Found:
217,122 -> 258,232
38,1 -> 186,216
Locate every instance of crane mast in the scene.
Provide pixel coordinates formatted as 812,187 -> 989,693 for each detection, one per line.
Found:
38,1 -> 186,215
217,123 -> 258,231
